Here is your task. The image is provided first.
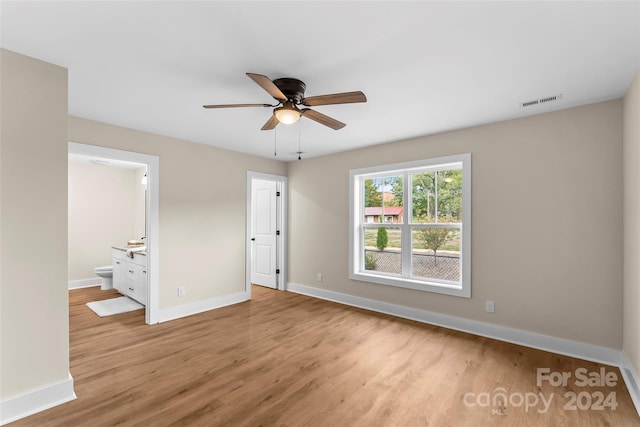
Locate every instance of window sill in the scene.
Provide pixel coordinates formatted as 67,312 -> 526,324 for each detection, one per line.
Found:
349,271 -> 470,298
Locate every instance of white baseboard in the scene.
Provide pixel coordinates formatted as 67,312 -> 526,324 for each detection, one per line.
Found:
68,278 -> 101,289
619,352 -> 640,417
156,291 -> 249,323
287,282 -> 640,416
287,282 -> 621,366
0,373 -> 76,426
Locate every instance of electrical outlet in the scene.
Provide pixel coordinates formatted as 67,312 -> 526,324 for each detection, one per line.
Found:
316,273 -> 323,282
485,300 -> 495,313
178,287 -> 185,297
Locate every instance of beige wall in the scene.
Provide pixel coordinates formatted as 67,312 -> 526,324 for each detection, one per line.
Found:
624,72 -> 640,372
0,49 -> 69,399
68,160 -> 144,281
288,99 -> 623,349
68,117 -> 286,308
133,166 -> 147,240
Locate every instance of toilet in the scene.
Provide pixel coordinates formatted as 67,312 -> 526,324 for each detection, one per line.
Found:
94,265 -> 113,290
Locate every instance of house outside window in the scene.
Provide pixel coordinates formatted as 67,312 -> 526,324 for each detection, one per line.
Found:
349,153 -> 471,298
364,206 -> 404,223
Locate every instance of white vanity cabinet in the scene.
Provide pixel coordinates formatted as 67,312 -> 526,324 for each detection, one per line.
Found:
112,250 -> 127,292
112,249 -> 147,305
125,259 -> 147,304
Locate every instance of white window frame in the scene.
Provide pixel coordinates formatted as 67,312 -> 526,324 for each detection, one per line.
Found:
349,153 -> 471,298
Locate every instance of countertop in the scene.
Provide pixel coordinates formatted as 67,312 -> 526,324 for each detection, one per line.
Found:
112,246 -> 147,255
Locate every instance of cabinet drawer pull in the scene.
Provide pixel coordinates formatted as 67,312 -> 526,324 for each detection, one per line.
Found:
143,270 -> 146,274
115,261 -> 120,265
128,287 -> 134,291
128,270 -> 134,273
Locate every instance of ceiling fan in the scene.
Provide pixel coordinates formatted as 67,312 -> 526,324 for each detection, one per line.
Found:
203,73 -> 367,130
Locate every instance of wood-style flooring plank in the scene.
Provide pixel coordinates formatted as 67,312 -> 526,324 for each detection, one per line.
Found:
10,285 -> 640,426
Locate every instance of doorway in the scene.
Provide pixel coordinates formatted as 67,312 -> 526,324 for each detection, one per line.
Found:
68,142 -> 160,324
246,172 -> 287,295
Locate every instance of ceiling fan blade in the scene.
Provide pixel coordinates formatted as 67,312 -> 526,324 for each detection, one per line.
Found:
203,103 -> 273,109
246,73 -> 287,101
261,114 -> 279,131
302,91 -> 367,107
301,108 -> 346,130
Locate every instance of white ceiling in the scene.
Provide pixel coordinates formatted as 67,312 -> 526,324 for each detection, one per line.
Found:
2,1 -> 639,161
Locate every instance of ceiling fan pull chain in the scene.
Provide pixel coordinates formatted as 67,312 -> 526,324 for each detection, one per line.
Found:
274,126 -> 277,157
298,122 -> 302,160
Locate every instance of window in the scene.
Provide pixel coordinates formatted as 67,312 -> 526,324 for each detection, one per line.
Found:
349,154 -> 471,297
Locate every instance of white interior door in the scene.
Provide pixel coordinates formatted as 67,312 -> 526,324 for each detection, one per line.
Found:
251,179 -> 277,288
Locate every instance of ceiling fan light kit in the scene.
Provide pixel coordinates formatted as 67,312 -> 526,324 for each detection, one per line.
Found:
274,102 -> 301,124
203,73 -> 366,131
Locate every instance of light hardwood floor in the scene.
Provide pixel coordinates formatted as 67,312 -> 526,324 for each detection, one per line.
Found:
11,285 -> 640,426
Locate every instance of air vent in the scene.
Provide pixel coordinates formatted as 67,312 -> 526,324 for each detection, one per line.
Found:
520,93 -> 563,108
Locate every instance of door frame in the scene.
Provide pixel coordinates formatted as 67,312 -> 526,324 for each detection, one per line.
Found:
246,171 -> 288,296
68,142 -> 160,324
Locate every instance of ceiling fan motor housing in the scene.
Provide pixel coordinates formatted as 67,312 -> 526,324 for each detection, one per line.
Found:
273,78 -> 306,103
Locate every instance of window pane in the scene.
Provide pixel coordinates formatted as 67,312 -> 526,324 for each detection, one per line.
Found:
364,176 -> 403,224
383,175 -> 403,224
411,227 -> 460,282
363,178 -> 382,223
363,227 -> 402,274
412,169 -> 463,224
437,169 -> 463,223
412,172 -> 436,223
